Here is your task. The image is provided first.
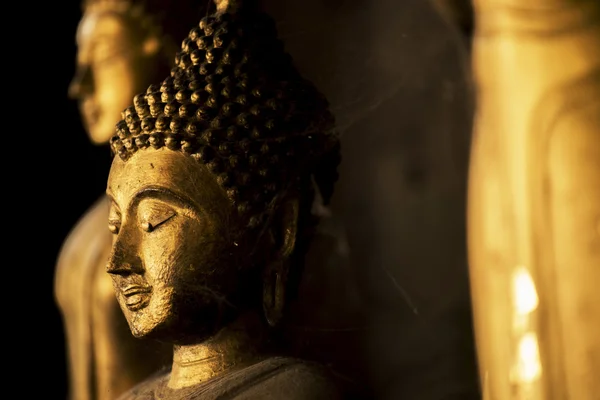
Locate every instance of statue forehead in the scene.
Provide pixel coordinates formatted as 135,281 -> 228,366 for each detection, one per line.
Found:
108,148 -> 227,210
76,6 -> 136,47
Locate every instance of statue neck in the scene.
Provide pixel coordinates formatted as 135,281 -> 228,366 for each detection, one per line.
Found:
168,311 -> 269,389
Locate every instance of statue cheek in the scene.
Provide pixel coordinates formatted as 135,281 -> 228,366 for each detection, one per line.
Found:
138,240 -> 173,285
138,220 -> 187,273
152,245 -> 202,291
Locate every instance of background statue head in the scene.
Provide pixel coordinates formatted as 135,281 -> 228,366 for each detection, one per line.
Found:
106,9 -> 341,345
68,0 -> 208,144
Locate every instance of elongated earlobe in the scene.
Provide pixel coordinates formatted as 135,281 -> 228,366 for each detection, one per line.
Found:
262,260 -> 287,327
142,36 -> 160,56
262,198 -> 298,326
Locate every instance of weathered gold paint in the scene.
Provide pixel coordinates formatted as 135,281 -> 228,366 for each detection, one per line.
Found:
106,148 -> 275,389
467,0 -> 600,398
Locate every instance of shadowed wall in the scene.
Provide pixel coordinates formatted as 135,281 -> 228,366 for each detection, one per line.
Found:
262,0 -> 479,398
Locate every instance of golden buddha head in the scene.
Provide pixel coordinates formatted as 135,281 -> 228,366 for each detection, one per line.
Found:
105,9 -> 340,345
68,0 -> 206,145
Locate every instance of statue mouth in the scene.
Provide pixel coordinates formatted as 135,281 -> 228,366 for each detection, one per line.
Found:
121,285 -> 152,311
81,99 -> 99,128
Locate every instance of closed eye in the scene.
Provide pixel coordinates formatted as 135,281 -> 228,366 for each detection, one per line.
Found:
140,209 -> 176,233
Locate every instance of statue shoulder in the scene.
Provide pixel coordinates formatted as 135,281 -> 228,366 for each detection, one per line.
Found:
115,368 -> 170,400
57,196 -> 112,262
54,196 -> 112,307
233,357 -> 349,400
112,357 -> 363,400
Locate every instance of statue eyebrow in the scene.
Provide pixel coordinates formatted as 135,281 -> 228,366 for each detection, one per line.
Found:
106,190 -> 116,202
131,186 -> 200,213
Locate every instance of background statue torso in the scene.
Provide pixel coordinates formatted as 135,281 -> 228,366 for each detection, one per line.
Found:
55,196 -> 171,400
55,2 -> 209,398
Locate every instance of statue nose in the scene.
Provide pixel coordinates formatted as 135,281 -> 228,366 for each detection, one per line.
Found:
107,234 -> 143,275
106,261 -> 143,276
68,65 -> 93,99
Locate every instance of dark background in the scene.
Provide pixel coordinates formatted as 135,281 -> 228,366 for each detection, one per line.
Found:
17,0 -> 478,398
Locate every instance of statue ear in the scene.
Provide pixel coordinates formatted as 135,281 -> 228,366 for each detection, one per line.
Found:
276,197 -> 299,259
262,197 -> 299,327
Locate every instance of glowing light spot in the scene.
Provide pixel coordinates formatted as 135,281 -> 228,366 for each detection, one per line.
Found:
513,267 -> 539,315
512,332 -> 542,383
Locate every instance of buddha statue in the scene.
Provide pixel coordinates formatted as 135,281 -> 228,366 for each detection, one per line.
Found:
465,0 -> 600,398
55,1 -> 207,399
104,3 -> 348,399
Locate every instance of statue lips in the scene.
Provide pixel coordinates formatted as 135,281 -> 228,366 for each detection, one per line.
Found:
122,285 -> 152,311
81,98 -> 99,129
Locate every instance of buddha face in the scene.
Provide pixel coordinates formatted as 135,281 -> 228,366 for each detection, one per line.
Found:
106,148 -> 251,343
69,7 -> 163,144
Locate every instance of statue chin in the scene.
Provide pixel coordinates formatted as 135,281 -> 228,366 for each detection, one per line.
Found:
118,292 -> 173,340
86,119 -> 116,146
126,315 -> 156,339
120,292 -> 229,345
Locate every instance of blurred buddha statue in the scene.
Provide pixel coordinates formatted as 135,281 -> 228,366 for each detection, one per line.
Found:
104,2 -> 348,398
54,1 -> 207,399
465,0 -> 600,398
